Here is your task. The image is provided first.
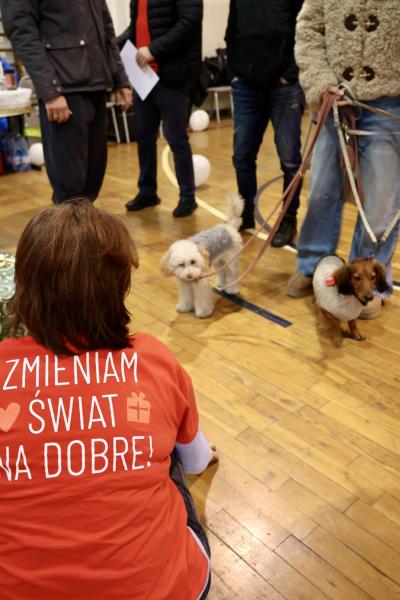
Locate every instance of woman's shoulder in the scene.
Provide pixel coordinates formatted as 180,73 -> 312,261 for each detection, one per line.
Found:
0,335 -> 36,357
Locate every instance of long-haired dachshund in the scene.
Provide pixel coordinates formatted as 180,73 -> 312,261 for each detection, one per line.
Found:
313,255 -> 388,347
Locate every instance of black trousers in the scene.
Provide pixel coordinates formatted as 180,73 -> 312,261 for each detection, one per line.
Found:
170,451 -> 211,599
39,92 -> 108,203
134,83 -> 195,202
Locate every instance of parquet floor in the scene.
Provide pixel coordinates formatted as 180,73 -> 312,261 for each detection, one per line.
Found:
1,116 -> 400,599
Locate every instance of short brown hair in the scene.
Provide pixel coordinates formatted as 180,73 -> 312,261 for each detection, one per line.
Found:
12,199 -> 139,355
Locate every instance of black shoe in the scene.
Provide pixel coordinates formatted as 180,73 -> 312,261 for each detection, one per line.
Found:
126,194 -> 161,211
239,204 -> 255,231
173,199 -> 198,218
271,215 -> 297,248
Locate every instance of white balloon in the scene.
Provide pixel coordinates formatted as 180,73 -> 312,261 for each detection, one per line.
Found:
29,143 -> 45,167
189,110 -> 210,132
192,154 -> 211,187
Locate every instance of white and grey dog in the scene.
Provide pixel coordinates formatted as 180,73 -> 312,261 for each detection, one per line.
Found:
160,195 -> 244,318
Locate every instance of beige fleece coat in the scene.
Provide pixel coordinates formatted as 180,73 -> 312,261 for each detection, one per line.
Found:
295,0 -> 400,110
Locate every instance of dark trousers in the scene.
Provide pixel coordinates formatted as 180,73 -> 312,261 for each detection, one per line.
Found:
135,83 -> 195,202
232,80 -> 304,217
39,92 -> 108,203
170,451 -> 211,599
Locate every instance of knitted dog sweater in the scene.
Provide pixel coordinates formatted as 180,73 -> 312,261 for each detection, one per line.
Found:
313,255 -> 363,322
189,226 -> 235,262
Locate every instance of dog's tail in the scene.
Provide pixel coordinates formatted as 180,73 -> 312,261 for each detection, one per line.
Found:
225,193 -> 244,230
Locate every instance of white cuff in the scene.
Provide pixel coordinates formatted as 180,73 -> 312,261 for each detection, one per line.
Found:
175,429 -> 211,474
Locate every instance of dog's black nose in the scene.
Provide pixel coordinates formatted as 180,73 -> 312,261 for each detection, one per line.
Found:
364,294 -> 374,302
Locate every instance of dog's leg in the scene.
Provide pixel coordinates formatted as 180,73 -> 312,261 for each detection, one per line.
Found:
176,279 -> 194,313
223,258 -> 241,295
348,319 -> 366,341
193,279 -> 215,318
319,308 -> 343,347
213,259 -> 226,290
216,271 -> 226,290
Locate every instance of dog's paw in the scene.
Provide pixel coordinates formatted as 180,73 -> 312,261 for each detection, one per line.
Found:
354,333 -> 366,342
347,329 -> 366,341
224,286 -> 240,295
195,307 -> 214,318
176,303 -> 194,313
332,336 -> 343,348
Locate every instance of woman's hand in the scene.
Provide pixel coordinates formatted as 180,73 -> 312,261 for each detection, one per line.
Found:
327,85 -> 344,98
208,443 -> 219,468
327,85 -> 352,106
116,88 -> 133,112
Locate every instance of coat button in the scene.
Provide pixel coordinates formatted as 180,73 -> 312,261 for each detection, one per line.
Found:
80,40 -> 85,46
365,15 -> 379,31
45,43 -> 51,48
344,14 -> 358,31
342,67 -> 354,81
360,66 -> 375,81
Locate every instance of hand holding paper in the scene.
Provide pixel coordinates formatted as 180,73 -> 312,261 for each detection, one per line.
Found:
121,40 -> 159,101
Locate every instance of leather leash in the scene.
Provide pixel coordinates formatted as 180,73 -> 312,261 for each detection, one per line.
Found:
200,91 -> 338,287
333,102 -> 400,248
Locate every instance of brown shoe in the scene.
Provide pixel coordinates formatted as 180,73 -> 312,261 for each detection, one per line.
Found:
287,271 -> 313,298
359,295 -> 383,320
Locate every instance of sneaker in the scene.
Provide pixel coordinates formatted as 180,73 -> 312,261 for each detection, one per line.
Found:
359,295 -> 383,320
239,204 -> 255,231
287,271 -> 313,298
172,199 -> 198,218
126,194 -> 161,211
271,215 -> 297,248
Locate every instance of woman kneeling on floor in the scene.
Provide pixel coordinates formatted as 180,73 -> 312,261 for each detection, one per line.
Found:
0,199 -> 215,600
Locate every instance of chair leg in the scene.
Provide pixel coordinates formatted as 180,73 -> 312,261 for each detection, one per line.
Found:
121,111 -> 130,144
214,91 -> 220,123
110,106 -> 121,144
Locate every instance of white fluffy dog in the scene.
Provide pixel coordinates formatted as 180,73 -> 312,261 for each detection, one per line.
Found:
160,195 -> 244,318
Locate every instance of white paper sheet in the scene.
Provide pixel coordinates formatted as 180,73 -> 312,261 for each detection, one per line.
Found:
120,40 -> 159,101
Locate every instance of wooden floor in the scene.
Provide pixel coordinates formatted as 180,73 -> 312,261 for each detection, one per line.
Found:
1,117 -> 400,599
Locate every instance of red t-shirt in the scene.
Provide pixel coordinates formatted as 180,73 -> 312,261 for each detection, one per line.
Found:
136,0 -> 159,72
0,333 -> 209,599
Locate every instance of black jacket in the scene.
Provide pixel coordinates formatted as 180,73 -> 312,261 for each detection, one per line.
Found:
118,0 -> 203,86
225,0 -> 303,89
0,0 -> 130,102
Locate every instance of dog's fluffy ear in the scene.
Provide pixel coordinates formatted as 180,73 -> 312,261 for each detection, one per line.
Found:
373,260 -> 389,293
197,245 -> 210,270
160,249 -> 173,276
333,264 -> 352,295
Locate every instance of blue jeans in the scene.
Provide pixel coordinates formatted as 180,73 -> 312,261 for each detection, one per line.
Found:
231,79 -> 304,216
297,95 -> 400,291
134,82 -> 195,202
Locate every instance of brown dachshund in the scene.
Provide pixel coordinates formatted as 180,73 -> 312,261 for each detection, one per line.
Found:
312,256 -> 388,347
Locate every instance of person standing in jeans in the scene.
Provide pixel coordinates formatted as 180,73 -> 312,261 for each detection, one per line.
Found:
120,0 -> 202,218
1,0 -> 132,203
225,0 -> 304,246
287,0 -> 400,319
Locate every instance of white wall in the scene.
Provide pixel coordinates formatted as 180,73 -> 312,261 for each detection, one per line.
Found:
106,0 -> 130,35
203,0 -> 229,56
106,0 -> 230,56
